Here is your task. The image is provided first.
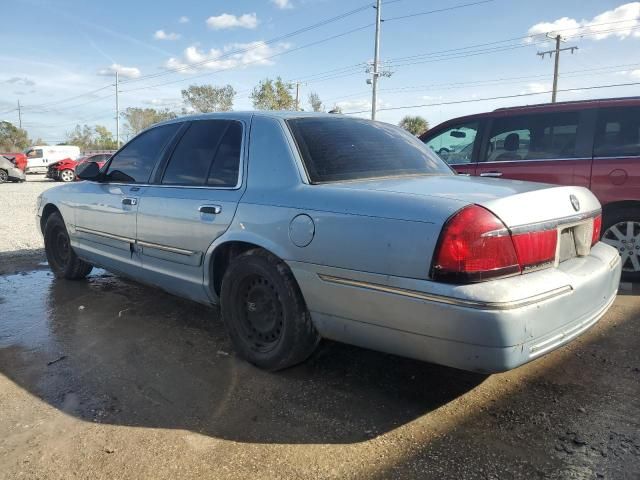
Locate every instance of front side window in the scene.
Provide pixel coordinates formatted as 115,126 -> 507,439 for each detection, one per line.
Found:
424,122 -> 478,164
485,112 -> 579,162
25,149 -> 43,159
287,117 -> 451,183
594,107 -> 640,158
105,123 -> 180,183
162,120 -> 242,187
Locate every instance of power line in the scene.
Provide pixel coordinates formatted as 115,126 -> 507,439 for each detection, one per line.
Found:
384,0 -> 494,22
341,81 -> 640,114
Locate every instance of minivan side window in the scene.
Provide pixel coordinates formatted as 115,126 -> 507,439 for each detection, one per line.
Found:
162,120 -> 242,187
484,112 -> 579,162
594,107 -> 640,158
26,149 -> 43,159
105,123 -> 180,183
424,122 -> 478,164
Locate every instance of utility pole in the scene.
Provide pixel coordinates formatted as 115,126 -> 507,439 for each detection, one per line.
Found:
537,34 -> 578,103
371,0 -> 382,120
17,100 -> 22,129
115,71 -> 120,148
295,82 -> 300,111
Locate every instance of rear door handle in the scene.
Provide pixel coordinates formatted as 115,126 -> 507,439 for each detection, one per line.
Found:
122,197 -> 138,206
199,205 -> 222,215
480,172 -> 503,177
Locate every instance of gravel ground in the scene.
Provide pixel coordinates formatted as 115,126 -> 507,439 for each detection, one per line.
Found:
0,174 -> 57,258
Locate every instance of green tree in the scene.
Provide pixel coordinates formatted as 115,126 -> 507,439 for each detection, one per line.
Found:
308,92 -> 324,112
93,125 -> 118,150
65,124 -> 118,150
181,84 -> 235,113
398,115 -> 429,136
120,107 -> 177,136
250,77 -> 295,110
0,121 -> 30,150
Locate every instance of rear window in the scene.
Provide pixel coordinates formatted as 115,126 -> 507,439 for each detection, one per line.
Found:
287,117 -> 451,183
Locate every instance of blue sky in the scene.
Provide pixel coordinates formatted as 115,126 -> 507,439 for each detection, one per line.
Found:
2,0 -> 639,143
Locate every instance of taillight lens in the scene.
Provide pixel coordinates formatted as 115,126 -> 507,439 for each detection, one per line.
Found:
431,205 -> 520,282
432,205 -> 559,283
592,214 -> 602,246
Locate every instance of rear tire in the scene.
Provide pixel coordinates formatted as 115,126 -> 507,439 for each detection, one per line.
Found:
60,169 -> 76,182
220,249 -> 319,371
0,169 -> 7,183
602,207 -> 640,283
44,212 -> 93,280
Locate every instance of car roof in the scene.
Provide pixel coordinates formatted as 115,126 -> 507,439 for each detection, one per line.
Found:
155,111 -> 359,126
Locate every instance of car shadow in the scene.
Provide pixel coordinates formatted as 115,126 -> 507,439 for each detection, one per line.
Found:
0,267 -> 486,445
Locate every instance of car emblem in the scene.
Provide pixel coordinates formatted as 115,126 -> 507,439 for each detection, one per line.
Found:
570,194 -> 580,212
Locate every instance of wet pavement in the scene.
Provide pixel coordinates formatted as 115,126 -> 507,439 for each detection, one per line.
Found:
0,262 -> 639,479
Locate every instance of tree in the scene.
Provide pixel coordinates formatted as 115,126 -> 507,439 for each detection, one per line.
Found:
308,92 -> 324,112
181,84 -> 235,113
65,124 -> 118,150
398,115 -> 429,136
120,107 -> 177,136
250,77 -> 295,110
0,121 -> 30,150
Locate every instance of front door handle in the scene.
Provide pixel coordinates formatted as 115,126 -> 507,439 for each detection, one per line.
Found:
122,197 -> 138,206
199,205 -> 222,215
480,172 -> 503,177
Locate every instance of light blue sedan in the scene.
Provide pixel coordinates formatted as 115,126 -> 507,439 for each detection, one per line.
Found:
36,112 -> 621,372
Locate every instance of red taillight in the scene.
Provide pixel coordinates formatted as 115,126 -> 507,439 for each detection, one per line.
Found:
431,205 -> 520,282
512,229 -> 557,270
432,205 -> 559,283
592,214 -> 602,246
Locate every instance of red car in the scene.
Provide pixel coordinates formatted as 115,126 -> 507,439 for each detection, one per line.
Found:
46,152 -> 112,182
0,152 -> 27,172
421,97 -> 640,281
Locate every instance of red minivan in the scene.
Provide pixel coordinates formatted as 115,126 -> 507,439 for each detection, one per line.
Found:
421,97 -> 640,281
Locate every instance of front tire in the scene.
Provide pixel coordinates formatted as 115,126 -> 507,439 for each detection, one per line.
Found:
44,212 -> 93,280
220,249 -> 320,371
0,169 -> 7,183
602,207 -> 640,282
60,169 -> 76,182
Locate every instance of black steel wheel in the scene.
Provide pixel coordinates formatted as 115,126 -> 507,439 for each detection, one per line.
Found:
44,212 -> 93,280
220,249 -> 319,370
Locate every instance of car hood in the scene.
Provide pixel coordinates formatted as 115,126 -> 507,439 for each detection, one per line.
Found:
325,174 -> 601,228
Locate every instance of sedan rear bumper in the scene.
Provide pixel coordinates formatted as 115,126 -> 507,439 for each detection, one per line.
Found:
289,242 -> 621,373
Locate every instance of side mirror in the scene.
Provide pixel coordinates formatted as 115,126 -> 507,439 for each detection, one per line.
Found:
76,161 -> 101,181
450,130 -> 466,138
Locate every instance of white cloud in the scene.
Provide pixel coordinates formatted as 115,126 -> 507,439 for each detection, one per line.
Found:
521,82 -> 551,94
206,13 -> 258,30
165,41 -> 289,74
142,97 -> 183,107
335,98 -> 391,112
4,76 -> 35,86
154,30 -> 180,41
179,16 -> 189,24
97,63 -> 141,79
626,69 -> 640,78
271,0 -> 293,9
527,2 -> 640,41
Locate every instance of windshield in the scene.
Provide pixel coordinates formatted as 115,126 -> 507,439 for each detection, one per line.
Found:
287,117 -> 452,183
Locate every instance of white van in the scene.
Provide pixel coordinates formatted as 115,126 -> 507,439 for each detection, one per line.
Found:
24,145 -> 81,174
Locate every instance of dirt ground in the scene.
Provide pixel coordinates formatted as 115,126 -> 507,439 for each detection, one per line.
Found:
0,255 -> 638,480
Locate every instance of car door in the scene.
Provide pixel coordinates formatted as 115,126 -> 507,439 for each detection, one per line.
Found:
72,123 -> 181,276
423,121 -> 480,175
475,110 -> 592,186
135,118 -> 246,302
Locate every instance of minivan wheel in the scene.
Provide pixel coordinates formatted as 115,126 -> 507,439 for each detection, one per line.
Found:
602,207 -> 640,282
44,212 -> 93,280
0,169 -> 7,183
220,249 -> 320,371
60,169 -> 75,182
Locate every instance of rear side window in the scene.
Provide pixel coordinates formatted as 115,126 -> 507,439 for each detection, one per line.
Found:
594,107 -> 640,158
424,122 -> 478,164
161,120 -> 242,187
287,117 -> 450,183
105,123 -> 180,183
26,149 -> 43,159
484,112 -> 579,162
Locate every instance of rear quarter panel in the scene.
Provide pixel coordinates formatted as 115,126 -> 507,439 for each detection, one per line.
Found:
590,157 -> 640,207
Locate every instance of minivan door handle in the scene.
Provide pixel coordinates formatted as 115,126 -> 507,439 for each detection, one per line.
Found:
199,205 -> 222,215
122,197 -> 138,206
480,171 -> 503,177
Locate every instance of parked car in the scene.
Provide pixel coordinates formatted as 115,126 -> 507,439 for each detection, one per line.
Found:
422,97 -> 640,281
0,155 -> 26,183
46,153 -> 111,182
37,112 -> 620,373
25,145 -> 80,174
0,152 -> 27,172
